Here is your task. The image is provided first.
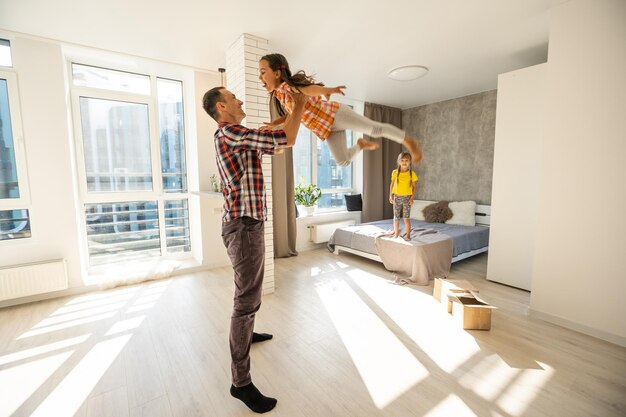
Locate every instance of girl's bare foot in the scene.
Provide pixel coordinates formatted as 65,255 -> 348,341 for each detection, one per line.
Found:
357,138 -> 380,151
402,137 -> 423,164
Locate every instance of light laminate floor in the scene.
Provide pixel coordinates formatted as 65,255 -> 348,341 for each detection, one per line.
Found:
0,250 -> 624,417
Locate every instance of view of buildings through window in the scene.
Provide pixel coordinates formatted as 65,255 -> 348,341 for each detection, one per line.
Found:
73,64 -> 190,265
293,126 -> 356,210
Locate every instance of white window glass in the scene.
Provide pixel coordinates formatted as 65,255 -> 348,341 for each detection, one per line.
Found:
0,39 -> 11,67
0,78 -> 19,199
292,128 -> 312,184
157,79 -> 187,193
293,126 -> 355,210
164,199 -> 190,253
0,71 -> 30,241
79,97 -> 153,192
72,62 -> 191,266
316,130 -> 354,190
85,201 -> 160,266
0,209 -> 30,241
72,64 -> 150,95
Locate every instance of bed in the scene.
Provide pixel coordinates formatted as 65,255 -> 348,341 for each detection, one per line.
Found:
327,200 -> 490,285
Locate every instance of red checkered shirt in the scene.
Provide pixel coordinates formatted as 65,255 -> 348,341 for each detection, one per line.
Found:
274,82 -> 339,140
214,122 -> 287,222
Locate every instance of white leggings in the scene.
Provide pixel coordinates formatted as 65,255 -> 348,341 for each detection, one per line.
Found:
326,104 -> 406,167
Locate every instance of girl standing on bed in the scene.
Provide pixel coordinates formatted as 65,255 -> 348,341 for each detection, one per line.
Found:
389,151 -> 418,240
258,53 -> 423,167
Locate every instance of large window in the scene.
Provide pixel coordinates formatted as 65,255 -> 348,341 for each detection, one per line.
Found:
0,65 -> 31,241
293,126 -> 356,210
71,64 -> 190,266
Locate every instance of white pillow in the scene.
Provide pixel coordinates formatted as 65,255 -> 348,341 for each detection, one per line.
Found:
446,201 -> 477,226
410,200 -> 435,221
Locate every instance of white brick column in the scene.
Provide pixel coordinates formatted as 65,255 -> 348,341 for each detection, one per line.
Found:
226,34 -> 275,294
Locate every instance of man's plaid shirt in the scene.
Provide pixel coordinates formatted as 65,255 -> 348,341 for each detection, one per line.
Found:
214,122 -> 287,222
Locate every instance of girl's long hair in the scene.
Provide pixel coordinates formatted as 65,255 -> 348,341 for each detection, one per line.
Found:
396,151 -> 415,181
261,53 -> 324,118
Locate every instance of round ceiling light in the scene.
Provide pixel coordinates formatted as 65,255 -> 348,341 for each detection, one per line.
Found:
387,65 -> 429,81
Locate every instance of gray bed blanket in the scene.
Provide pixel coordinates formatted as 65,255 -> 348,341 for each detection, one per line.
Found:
328,219 -> 488,258
375,229 -> 453,286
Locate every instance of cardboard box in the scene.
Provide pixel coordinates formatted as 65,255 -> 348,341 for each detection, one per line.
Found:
448,292 -> 496,330
433,278 -> 479,313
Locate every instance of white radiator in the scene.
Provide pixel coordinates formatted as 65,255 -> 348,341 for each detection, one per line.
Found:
309,220 -> 356,243
0,259 -> 68,301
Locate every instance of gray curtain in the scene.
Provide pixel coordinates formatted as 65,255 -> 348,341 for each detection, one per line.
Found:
270,96 -> 298,257
362,102 -> 404,222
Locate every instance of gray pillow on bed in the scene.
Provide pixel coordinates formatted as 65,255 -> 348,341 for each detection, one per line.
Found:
423,201 -> 453,223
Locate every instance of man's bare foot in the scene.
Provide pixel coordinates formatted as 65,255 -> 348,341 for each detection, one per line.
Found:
357,138 -> 380,151
402,137 -> 422,164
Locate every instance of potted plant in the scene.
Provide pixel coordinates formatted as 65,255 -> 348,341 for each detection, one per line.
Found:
210,174 -> 220,192
294,182 -> 322,216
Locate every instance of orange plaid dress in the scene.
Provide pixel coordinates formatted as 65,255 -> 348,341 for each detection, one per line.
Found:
273,82 -> 340,140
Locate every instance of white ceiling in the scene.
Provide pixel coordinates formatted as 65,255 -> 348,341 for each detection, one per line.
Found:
0,0 -> 553,109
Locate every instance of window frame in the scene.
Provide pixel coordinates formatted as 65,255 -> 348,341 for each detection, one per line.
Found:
68,60 -> 192,267
0,70 -> 31,211
293,100 -> 363,214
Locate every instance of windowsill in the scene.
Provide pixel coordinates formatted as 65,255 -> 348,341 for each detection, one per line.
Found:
297,210 -> 360,221
192,190 -> 222,199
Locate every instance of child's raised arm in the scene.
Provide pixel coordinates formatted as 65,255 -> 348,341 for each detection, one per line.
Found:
297,85 -> 346,100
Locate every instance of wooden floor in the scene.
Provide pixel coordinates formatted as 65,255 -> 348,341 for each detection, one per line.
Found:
1,250 -> 625,417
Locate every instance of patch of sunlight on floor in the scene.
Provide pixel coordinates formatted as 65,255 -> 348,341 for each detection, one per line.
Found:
30,334 -> 133,417
348,269 -> 480,373
316,278 -> 429,409
52,293 -> 136,316
0,350 -> 74,417
105,316 -> 145,336
425,394 -> 478,417
125,303 -> 156,314
33,302 -> 127,329
17,313 -> 117,340
310,266 -> 323,276
496,362 -> 555,416
459,354 -> 521,401
0,335 -> 90,367
64,286 -> 139,306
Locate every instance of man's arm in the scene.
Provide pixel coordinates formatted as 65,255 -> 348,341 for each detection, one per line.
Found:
281,92 -> 306,146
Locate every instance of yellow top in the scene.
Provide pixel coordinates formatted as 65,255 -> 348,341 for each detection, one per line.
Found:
391,169 -> 418,196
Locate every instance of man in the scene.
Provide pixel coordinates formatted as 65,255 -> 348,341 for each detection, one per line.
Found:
202,87 -> 305,413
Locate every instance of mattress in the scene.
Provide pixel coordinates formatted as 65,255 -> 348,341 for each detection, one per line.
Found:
327,219 -> 489,258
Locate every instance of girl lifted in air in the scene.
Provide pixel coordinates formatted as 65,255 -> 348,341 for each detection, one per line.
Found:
258,53 -> 422,167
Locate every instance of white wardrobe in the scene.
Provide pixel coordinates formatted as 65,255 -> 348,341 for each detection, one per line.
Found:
486,63 -> 546,291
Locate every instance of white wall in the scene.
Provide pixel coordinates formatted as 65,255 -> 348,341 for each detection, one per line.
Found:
0,36 -> 86,299
296,211 -> 362,252
487,63 -> 546,291
191,71 -> 230,269
529,0 -> 626,346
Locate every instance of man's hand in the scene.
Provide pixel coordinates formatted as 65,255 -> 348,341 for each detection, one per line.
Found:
260,120 -> 283,131
292,90 -> 307,108
389,196 -> 394,204
409,197 -> 414,205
